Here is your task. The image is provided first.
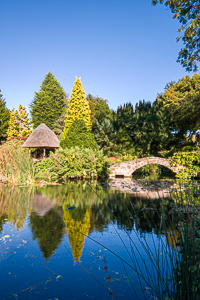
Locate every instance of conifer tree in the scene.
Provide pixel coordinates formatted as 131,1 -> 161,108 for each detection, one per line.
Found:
30,72 -> 66,130
61,119 -> 97,149
18,105 -> 33,137
53,112 -> 66,137
7,105 -> 32,138
7,110 -> 19,138
62,78 -> 92,140
0,90 -> 10,140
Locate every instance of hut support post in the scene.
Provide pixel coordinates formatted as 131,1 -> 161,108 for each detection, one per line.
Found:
43,148 -> 46,157
29,148 -> 30,157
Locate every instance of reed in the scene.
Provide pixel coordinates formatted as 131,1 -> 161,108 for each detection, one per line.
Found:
0,139 -> 35,184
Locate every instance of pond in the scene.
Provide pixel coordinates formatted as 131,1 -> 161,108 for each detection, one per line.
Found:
0,179 -> 187,300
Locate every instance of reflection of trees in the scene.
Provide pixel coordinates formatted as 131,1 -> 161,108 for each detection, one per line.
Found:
0,215 -> 7,232
0,181 -> 189,252
29,208 -> 65,260
63,206 -> 91,261
90,189 -> 175,235
0,185 -> 34,229
34,181 -> 105,207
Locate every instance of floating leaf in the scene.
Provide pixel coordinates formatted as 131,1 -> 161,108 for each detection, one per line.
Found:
66,206 -> 76,210
105,276 -> 111,282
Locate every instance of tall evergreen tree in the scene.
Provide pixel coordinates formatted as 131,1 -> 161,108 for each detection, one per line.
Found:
7,105 -> 32,138
62,78 -> 92,140
0,90 -> 10,140
30,72 -> 66,130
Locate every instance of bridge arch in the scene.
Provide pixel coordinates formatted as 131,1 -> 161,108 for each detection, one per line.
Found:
108,157 -> 176,177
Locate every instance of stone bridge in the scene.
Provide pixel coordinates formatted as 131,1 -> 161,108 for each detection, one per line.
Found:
109,157 -> 176,177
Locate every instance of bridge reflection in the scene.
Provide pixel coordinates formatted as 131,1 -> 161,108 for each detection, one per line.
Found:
108,178 -> 173,199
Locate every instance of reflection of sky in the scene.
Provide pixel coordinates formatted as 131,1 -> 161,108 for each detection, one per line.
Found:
0,216 -> 170,300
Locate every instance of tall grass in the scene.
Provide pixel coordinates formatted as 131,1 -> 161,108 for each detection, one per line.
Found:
0,139 -> 35,184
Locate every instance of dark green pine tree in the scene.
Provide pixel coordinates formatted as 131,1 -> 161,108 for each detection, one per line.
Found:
30,72 -> 66,130
0,90 -> 10,140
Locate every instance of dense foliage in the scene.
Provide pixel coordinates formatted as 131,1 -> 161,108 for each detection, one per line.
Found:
7,105 -> 32,138
61,119 -> 97,150
35,147 -> 108,181
86,94 -> 113,123
152,0 -> 200,71
30,72 -> 66,130
114,101 -> 171,156
93,118 -> 119,155
0,90 -> 10,140
62,78 -> 92,139
156,73 -> 200,144
171,151 -> 200,179
53,112 -> 66,137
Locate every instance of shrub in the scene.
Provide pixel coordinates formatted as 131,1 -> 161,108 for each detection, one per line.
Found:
35,147 -> 108,181
61,119 -> 97,149
171,151 -> 200,179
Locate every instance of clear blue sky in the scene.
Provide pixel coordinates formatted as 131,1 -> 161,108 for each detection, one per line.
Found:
0,0 -> 195,113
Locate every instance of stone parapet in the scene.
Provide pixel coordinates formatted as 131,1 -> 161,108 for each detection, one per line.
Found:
109,157 -> 176,177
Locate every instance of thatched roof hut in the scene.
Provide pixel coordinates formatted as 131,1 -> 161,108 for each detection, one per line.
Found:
22,123 -> 60,149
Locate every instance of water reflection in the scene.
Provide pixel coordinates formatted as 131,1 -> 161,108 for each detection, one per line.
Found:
31,194 -> 56,217
108,178 -> 173,199
64,207 -> 91,261
29,208 -> 65,260
0,180 -> 180,262
0,184 -> 34,230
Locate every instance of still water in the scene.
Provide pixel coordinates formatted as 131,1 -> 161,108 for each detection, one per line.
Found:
0,180 -> 178,300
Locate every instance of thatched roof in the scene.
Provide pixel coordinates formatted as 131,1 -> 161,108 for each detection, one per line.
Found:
22,123 -> 60,148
